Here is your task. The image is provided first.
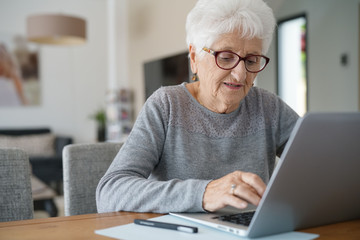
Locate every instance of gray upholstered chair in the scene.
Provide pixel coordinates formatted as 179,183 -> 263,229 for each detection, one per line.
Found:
0,148 -> 34,222
63,142 -> 123,216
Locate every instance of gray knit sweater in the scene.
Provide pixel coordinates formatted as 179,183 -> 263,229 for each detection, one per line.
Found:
96,83 -> 299,213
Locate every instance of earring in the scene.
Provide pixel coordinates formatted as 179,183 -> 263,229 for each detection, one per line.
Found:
192,73 -> 198,81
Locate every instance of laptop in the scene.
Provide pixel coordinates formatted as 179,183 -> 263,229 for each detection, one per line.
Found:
170,112 -> 360,238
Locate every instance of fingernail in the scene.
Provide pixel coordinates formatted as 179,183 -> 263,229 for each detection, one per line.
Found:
240,202 -> 248,208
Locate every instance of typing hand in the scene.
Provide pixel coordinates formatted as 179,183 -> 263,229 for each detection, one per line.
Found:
202,171 -> 266,212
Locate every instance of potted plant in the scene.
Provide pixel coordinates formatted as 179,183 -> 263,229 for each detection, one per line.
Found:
90,108 -> 106,142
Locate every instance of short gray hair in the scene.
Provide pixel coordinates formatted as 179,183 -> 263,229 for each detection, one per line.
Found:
186,0 -> 276,56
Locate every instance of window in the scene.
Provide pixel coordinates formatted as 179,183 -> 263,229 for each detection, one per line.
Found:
277,14 -> 308,116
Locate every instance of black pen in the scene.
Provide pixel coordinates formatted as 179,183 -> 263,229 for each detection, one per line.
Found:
134,219 -> 198,233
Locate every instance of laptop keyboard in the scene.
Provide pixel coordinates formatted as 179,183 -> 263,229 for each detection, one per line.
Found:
212,211 -> 256,226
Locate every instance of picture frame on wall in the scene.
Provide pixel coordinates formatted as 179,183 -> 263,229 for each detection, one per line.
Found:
0,34 -> 40,107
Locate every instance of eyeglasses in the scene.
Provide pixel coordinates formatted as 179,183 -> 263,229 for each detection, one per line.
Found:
202,47 -> 270,73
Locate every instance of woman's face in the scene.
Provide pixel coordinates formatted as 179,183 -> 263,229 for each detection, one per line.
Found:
190,32 -> 263,113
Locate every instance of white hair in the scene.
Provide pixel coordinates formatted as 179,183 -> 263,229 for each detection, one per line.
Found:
186,0 -> 276,56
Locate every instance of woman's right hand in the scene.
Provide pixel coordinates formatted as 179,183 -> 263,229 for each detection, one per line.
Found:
202,171 -> 266,212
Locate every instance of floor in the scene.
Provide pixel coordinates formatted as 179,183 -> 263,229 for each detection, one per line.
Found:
34,195 -> 65,219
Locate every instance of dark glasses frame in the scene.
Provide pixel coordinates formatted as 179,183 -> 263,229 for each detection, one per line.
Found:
202,47 -> 270,73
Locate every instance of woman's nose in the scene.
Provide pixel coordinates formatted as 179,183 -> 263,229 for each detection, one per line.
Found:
231,60 -> 247,82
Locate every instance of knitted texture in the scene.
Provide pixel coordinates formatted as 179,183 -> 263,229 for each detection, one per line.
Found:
0,148 -> 33,222
96,83 -> 298,213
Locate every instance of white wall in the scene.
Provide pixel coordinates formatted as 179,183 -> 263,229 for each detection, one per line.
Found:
262,0 -> 360,112
0,0 -> 108,143
127,0 -> 197,115
127,0 -> 360,115
1,0 -> 359,143
0,0 -> 197,142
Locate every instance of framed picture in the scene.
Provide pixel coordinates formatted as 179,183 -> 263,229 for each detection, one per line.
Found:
0,34 -> 40,107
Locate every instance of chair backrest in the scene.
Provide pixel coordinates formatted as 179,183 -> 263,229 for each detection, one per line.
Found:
63,142 -> 123,216
0,148 -> 34,222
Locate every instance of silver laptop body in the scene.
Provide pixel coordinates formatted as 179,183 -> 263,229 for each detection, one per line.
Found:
171,112 -> 360,238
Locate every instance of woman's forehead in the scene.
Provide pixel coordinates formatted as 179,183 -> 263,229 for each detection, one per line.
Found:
211,33 -> 263,52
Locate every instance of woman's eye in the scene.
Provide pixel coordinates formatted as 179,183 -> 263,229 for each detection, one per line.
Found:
218,53 -> 236,62
246,56 -> 258,65
220,57 -> 233,62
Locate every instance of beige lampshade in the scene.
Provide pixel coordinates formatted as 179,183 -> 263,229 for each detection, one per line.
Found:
27,14 -> 86,45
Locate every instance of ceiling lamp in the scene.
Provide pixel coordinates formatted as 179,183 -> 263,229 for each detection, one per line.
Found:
27,14 -> 86,45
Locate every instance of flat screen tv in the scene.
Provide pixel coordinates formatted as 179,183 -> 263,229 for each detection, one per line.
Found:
144,51 -> 190,99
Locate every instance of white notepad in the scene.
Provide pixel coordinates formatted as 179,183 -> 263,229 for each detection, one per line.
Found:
95,215 -> 319,240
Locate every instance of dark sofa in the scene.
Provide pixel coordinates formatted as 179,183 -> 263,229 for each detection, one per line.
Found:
0,128 -> 73,190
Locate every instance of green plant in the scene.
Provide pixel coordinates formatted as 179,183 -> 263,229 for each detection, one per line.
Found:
90,108 -> 106,128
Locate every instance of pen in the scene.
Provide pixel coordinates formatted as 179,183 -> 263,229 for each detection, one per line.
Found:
134,219 -> 198,233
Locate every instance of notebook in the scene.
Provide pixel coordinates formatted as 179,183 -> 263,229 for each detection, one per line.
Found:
171,112 -> 360,238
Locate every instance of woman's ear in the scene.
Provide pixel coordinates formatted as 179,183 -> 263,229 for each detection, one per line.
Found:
189,45 -> 198,74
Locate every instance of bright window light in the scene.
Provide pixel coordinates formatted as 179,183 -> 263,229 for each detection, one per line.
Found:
278,15 -> 307,116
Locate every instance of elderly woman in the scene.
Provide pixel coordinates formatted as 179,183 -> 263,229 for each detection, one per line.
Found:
96,0 -> 298,213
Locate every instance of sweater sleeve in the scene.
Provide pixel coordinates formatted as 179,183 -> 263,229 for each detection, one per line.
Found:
96,89 -> 210,213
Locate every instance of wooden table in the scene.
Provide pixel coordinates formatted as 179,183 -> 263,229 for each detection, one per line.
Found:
0,212 -> 359,240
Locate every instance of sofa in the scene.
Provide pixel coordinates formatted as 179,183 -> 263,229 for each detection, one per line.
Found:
0,128 -> 73,191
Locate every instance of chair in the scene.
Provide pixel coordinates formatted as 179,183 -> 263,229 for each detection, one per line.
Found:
31,175 -> 58,217
63,142 -> 123,216
0,148 -> 34,222
0,128 -> 73,192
